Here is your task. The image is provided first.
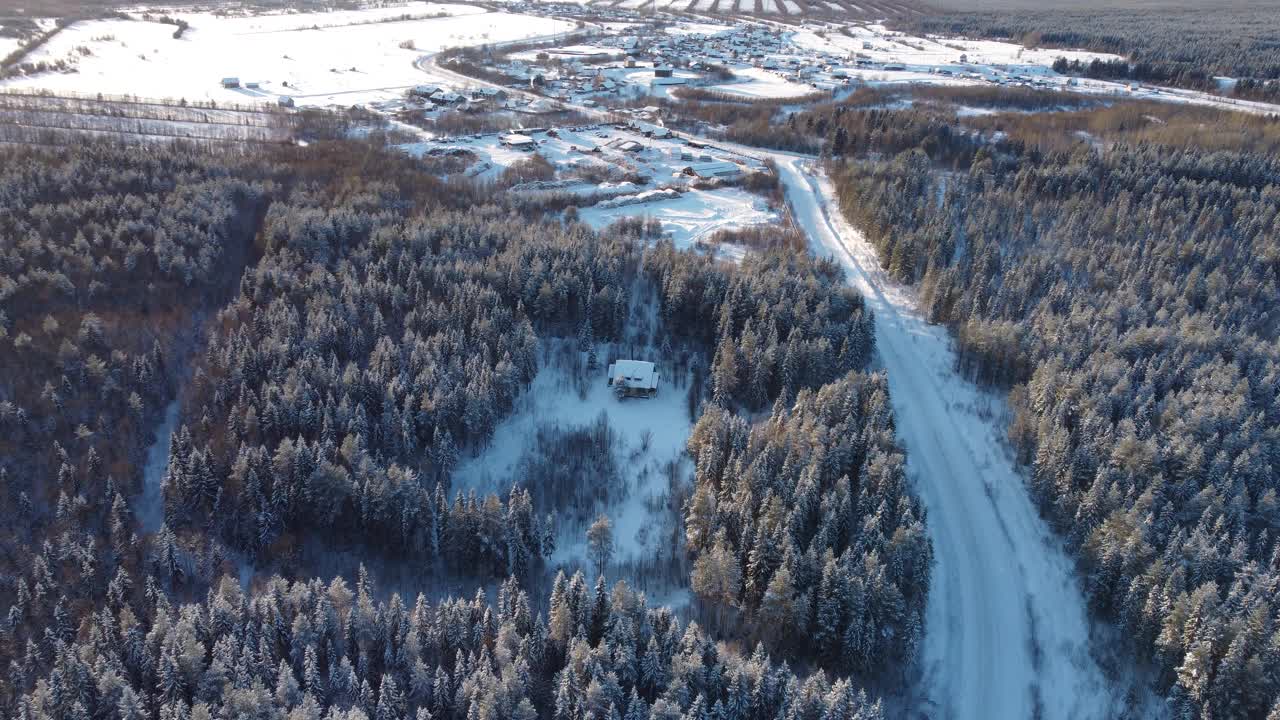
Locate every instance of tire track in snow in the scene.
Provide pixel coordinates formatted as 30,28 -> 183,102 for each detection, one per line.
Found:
775,157 -> 1117,720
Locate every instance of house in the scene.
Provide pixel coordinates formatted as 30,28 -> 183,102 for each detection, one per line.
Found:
654,65 -> 674,78
634,121 -> 671,138
277,95 -> 295,107
500,133 -> 536,149
428,89 -> 463,104
221,77 -> 240,88
683,161 -> 742,180
958,53 -> 968,64
607,360 -> 659,399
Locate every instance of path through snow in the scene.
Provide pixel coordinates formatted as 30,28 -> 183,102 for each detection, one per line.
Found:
774,157 -> 1119,720
137,400 -> 179,533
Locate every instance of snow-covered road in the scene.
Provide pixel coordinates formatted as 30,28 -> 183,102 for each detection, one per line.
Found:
774,157 -> 1118,720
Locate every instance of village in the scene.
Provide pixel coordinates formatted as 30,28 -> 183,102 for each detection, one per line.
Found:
376,12 -> 1141,128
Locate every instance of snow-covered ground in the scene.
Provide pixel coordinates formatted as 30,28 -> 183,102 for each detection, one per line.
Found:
774,155 -> 1122,720
0,5 -> 574,107
708,66 -> 817,99
793,24 -> 1122,69
138,400 -> 180,533
0,35 -> 22,60
453,354 -> 692,570
578,186 -> 775,259
791,23 -> 1280,115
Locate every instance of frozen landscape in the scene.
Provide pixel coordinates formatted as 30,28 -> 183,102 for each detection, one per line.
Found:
0,4 -> 575,106
4,0 -> 1278,717
774,154 -> 1121,720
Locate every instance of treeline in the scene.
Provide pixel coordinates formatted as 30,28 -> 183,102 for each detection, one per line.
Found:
163,192 -> 641,573
899,4 -> 1280,97
637,234 -> 928,676
10,570 -> 888,720
827,110 -> 1280,717
685,374 -> 930,676
642,245 -> 875,411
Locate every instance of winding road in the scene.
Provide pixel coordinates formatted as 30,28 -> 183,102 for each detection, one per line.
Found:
775,156 -> 1118,720
409,45 -> 1123,717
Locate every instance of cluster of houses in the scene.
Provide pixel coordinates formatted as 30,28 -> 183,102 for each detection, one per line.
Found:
408,84 -> 492,109
481,23 -> 868,102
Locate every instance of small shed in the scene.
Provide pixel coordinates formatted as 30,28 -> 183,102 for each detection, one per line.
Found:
221,77 -> 240,88
607,360 -> 659,399
654,65 -> 674,78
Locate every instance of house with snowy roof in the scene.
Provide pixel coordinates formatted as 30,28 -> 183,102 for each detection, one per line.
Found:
607,360 -> 659,399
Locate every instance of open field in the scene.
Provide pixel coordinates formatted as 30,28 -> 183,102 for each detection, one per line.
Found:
0,3 -> 576,107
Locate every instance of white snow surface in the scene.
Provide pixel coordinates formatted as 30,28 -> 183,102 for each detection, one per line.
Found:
773,155 -> 1120,720
578,186 -> 776,257
0,7 -> 574,107
0,36 -> 21,60
453,356 -> 692,568
709,66 -> 816,99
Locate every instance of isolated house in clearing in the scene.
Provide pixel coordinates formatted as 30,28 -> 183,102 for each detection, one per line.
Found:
607,360 -> 659,399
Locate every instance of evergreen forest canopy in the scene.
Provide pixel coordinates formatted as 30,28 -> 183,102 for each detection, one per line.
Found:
809,96 -> 1280,718
0,139 -> 930,720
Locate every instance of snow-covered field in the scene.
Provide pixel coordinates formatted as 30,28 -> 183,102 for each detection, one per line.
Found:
774,155 -> 1121,720
0,5 -> 574,107
578,186 -> 775,258
708,66 -> 817,99
0,36 -> 22,60
794,24 -> 1124,69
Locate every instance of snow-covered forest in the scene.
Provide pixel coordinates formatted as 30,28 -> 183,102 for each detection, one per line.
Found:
3,0 -> 1280,713
820,99 -> 1280,717
0,137 -> 932,720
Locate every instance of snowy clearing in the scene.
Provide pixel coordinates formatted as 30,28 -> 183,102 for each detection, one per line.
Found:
453,350 -> 692,571
138,400 -> 180,534
774,155 -> 1121,720
578,186 -> 776,259
708,66 -> 817,98
0,36 -> 22,60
